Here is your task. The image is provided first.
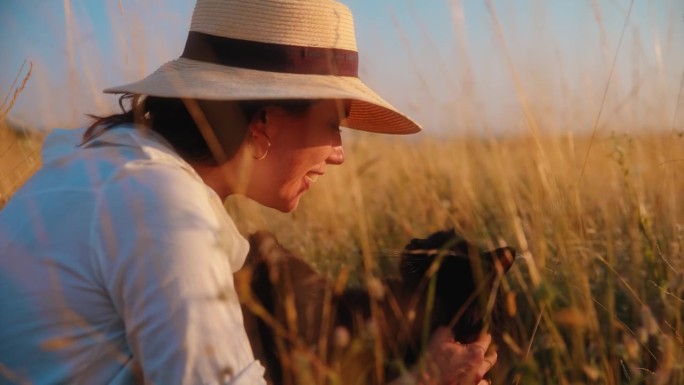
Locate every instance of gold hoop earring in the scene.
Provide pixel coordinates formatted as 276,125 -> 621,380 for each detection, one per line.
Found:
249,132 -> 271,160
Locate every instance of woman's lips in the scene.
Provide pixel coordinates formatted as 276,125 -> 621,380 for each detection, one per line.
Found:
304,173 -> 319,184
302,172 -> 323,191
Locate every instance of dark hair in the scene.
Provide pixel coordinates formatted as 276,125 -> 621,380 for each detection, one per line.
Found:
85,94 -> 313,166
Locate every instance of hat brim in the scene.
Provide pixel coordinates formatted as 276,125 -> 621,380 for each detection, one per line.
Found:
104,58 -> 421,135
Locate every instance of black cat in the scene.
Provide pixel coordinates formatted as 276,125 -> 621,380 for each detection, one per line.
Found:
236,229 -> 515,385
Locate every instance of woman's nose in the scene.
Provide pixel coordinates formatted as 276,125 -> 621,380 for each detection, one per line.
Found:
326,145 -> 345,165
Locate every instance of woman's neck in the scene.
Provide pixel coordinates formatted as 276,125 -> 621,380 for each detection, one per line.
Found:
188,153 -> 254,201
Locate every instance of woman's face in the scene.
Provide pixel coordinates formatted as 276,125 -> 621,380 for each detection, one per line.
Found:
247,99 -> 349,212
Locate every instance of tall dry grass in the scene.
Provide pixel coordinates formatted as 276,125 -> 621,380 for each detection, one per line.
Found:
2,118 -> 682,383
0,62 -> 43,208
227,129 -> 684,384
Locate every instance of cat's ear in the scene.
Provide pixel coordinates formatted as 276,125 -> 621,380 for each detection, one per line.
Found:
490,247 -> 516,273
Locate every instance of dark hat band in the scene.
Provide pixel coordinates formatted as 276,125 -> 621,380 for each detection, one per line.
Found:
181,31 -> 359,77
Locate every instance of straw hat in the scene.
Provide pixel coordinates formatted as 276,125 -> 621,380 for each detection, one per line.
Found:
104,0 -> 421,134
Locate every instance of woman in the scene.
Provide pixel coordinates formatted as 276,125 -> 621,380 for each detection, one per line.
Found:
0,0 -> 496,384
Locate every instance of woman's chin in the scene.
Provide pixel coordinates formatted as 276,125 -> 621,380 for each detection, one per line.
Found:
246,188 -> 302,213
267,196 -> 301,213
282,199 -> 301,213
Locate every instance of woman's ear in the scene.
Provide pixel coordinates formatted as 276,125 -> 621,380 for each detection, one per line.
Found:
246,107 -> 269,138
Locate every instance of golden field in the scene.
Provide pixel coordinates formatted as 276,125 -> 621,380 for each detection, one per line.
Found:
2,117 -> 682,383
226,128 -> 684,384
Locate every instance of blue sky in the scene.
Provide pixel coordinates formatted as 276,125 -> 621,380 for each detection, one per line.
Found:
1,0 -> 682,135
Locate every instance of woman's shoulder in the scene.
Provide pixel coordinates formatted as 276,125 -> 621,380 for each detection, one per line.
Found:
73,126 -> 209,205
101,158 -> 213,217
66,126 -> 216,220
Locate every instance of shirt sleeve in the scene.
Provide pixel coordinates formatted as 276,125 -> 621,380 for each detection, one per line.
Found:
90,161 -> 265,385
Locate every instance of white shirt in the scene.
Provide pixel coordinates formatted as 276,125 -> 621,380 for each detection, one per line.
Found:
0,126 -> 266,385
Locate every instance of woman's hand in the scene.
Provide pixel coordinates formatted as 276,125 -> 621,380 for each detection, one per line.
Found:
417,327 -> 497,385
